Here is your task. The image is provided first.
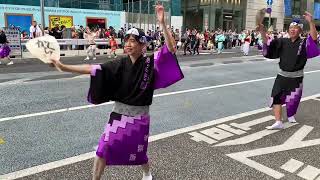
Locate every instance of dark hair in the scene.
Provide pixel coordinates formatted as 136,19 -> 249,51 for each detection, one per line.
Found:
124,29 -> 146,44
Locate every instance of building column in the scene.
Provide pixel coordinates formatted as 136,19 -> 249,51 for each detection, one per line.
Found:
183,0 -> 187,30
203,7 -> 210,31
209,0 -> 216,30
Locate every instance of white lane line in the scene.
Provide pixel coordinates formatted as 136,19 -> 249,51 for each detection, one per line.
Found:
232,55 -> 264,59
71,74 -> 88,79
1,94 -> 319,180
314,98 -> 320,102
154,70 -> 320,98
0,103 -> 113,123
0,152 -> 96,180
0,78 -> 31,86
1,69 -> 320,123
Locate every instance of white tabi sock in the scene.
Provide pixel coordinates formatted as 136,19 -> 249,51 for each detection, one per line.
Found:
288,116 -> 297,123
266,121 -> 284,130
142,172 -> 152,180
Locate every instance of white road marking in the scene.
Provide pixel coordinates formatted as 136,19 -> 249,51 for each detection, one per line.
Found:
200,127 -> 234,140
232,55 -> 264,59
154,70 -> 320,98
188,132 -> 218,144
297,165 -> 320,180
1,94 -> 319,180
0,103 -> 112,123
280,158 -> 304,173
71,74 -> 88,79
227,125 -> 320,179
314,98 -> 320,102
0,57 -> 294,85
216,124 -> 246,135
1,68 -> 320,124
215,122 -> 297,147
230,116 -> 274,131
0,75 -> 281,123
0,78 -> 30,86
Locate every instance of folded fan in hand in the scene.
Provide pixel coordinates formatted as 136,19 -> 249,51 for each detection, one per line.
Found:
26,35 -> 60,64
256,8 -> 266,26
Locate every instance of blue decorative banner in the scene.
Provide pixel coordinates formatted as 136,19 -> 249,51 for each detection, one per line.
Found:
284,0 -> 292,17
314,3 -> 320,20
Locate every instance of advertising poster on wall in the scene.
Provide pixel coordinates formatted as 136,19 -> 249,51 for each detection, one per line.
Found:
49,15 -> 73,29
5,13 -> 33,33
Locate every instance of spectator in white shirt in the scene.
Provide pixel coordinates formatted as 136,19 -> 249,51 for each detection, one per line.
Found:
29,21 -> 42,39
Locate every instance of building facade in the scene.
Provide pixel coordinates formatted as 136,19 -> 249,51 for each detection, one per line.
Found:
182,0 -> 320,32
0,0 -> 183,33
182,0 -> 247,32
284,0 -> 320,31
246,0 -> 285,32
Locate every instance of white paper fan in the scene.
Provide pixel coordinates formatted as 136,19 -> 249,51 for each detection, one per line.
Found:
26,35 -> 61,68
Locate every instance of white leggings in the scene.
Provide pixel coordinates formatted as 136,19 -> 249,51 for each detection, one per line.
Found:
87,45 -> 96,57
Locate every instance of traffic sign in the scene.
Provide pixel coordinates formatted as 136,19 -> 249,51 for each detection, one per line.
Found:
267,0 -> 273,5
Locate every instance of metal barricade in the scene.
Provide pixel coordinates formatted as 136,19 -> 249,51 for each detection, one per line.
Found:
19,38 -> 121,58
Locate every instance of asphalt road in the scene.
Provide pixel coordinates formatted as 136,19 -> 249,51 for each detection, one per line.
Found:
0,48 -> 320,180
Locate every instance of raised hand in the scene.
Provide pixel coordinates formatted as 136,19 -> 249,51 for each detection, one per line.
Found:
50,58 -> 63,71
303,11 -> 313,23
304,11 -> 317,40
155,3 -> 165,24
256,24 -> 265,33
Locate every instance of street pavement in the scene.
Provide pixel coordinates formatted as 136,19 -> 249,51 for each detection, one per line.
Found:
0,48 -> 320,180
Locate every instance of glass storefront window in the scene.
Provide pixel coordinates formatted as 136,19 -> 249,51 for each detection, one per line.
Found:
292,0 -> 300,15
0,0 -> 178,13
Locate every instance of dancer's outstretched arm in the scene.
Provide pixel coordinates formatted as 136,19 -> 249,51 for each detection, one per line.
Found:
304,11 -> 317,41
155,4 -> 175,53
256,24 -> 268,44
50,59 -> 91,74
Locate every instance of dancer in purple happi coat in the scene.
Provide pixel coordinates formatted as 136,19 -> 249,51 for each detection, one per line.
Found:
50,4 -> 183,180
256,12 -> 319,129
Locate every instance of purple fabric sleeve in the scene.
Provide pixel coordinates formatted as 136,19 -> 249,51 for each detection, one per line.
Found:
87,64 -> 102,104
261,38 -> 272,57
90,64 -> 102,76
306,35 -> 320,59
262,43 -> 268,57
153,44 -> 184,89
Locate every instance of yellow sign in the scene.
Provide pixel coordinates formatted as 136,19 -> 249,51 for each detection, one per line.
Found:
49,16 -> 73,28
0,137 -> 5,145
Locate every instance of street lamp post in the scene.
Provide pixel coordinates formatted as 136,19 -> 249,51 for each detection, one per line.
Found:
40,0 -> 45,30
